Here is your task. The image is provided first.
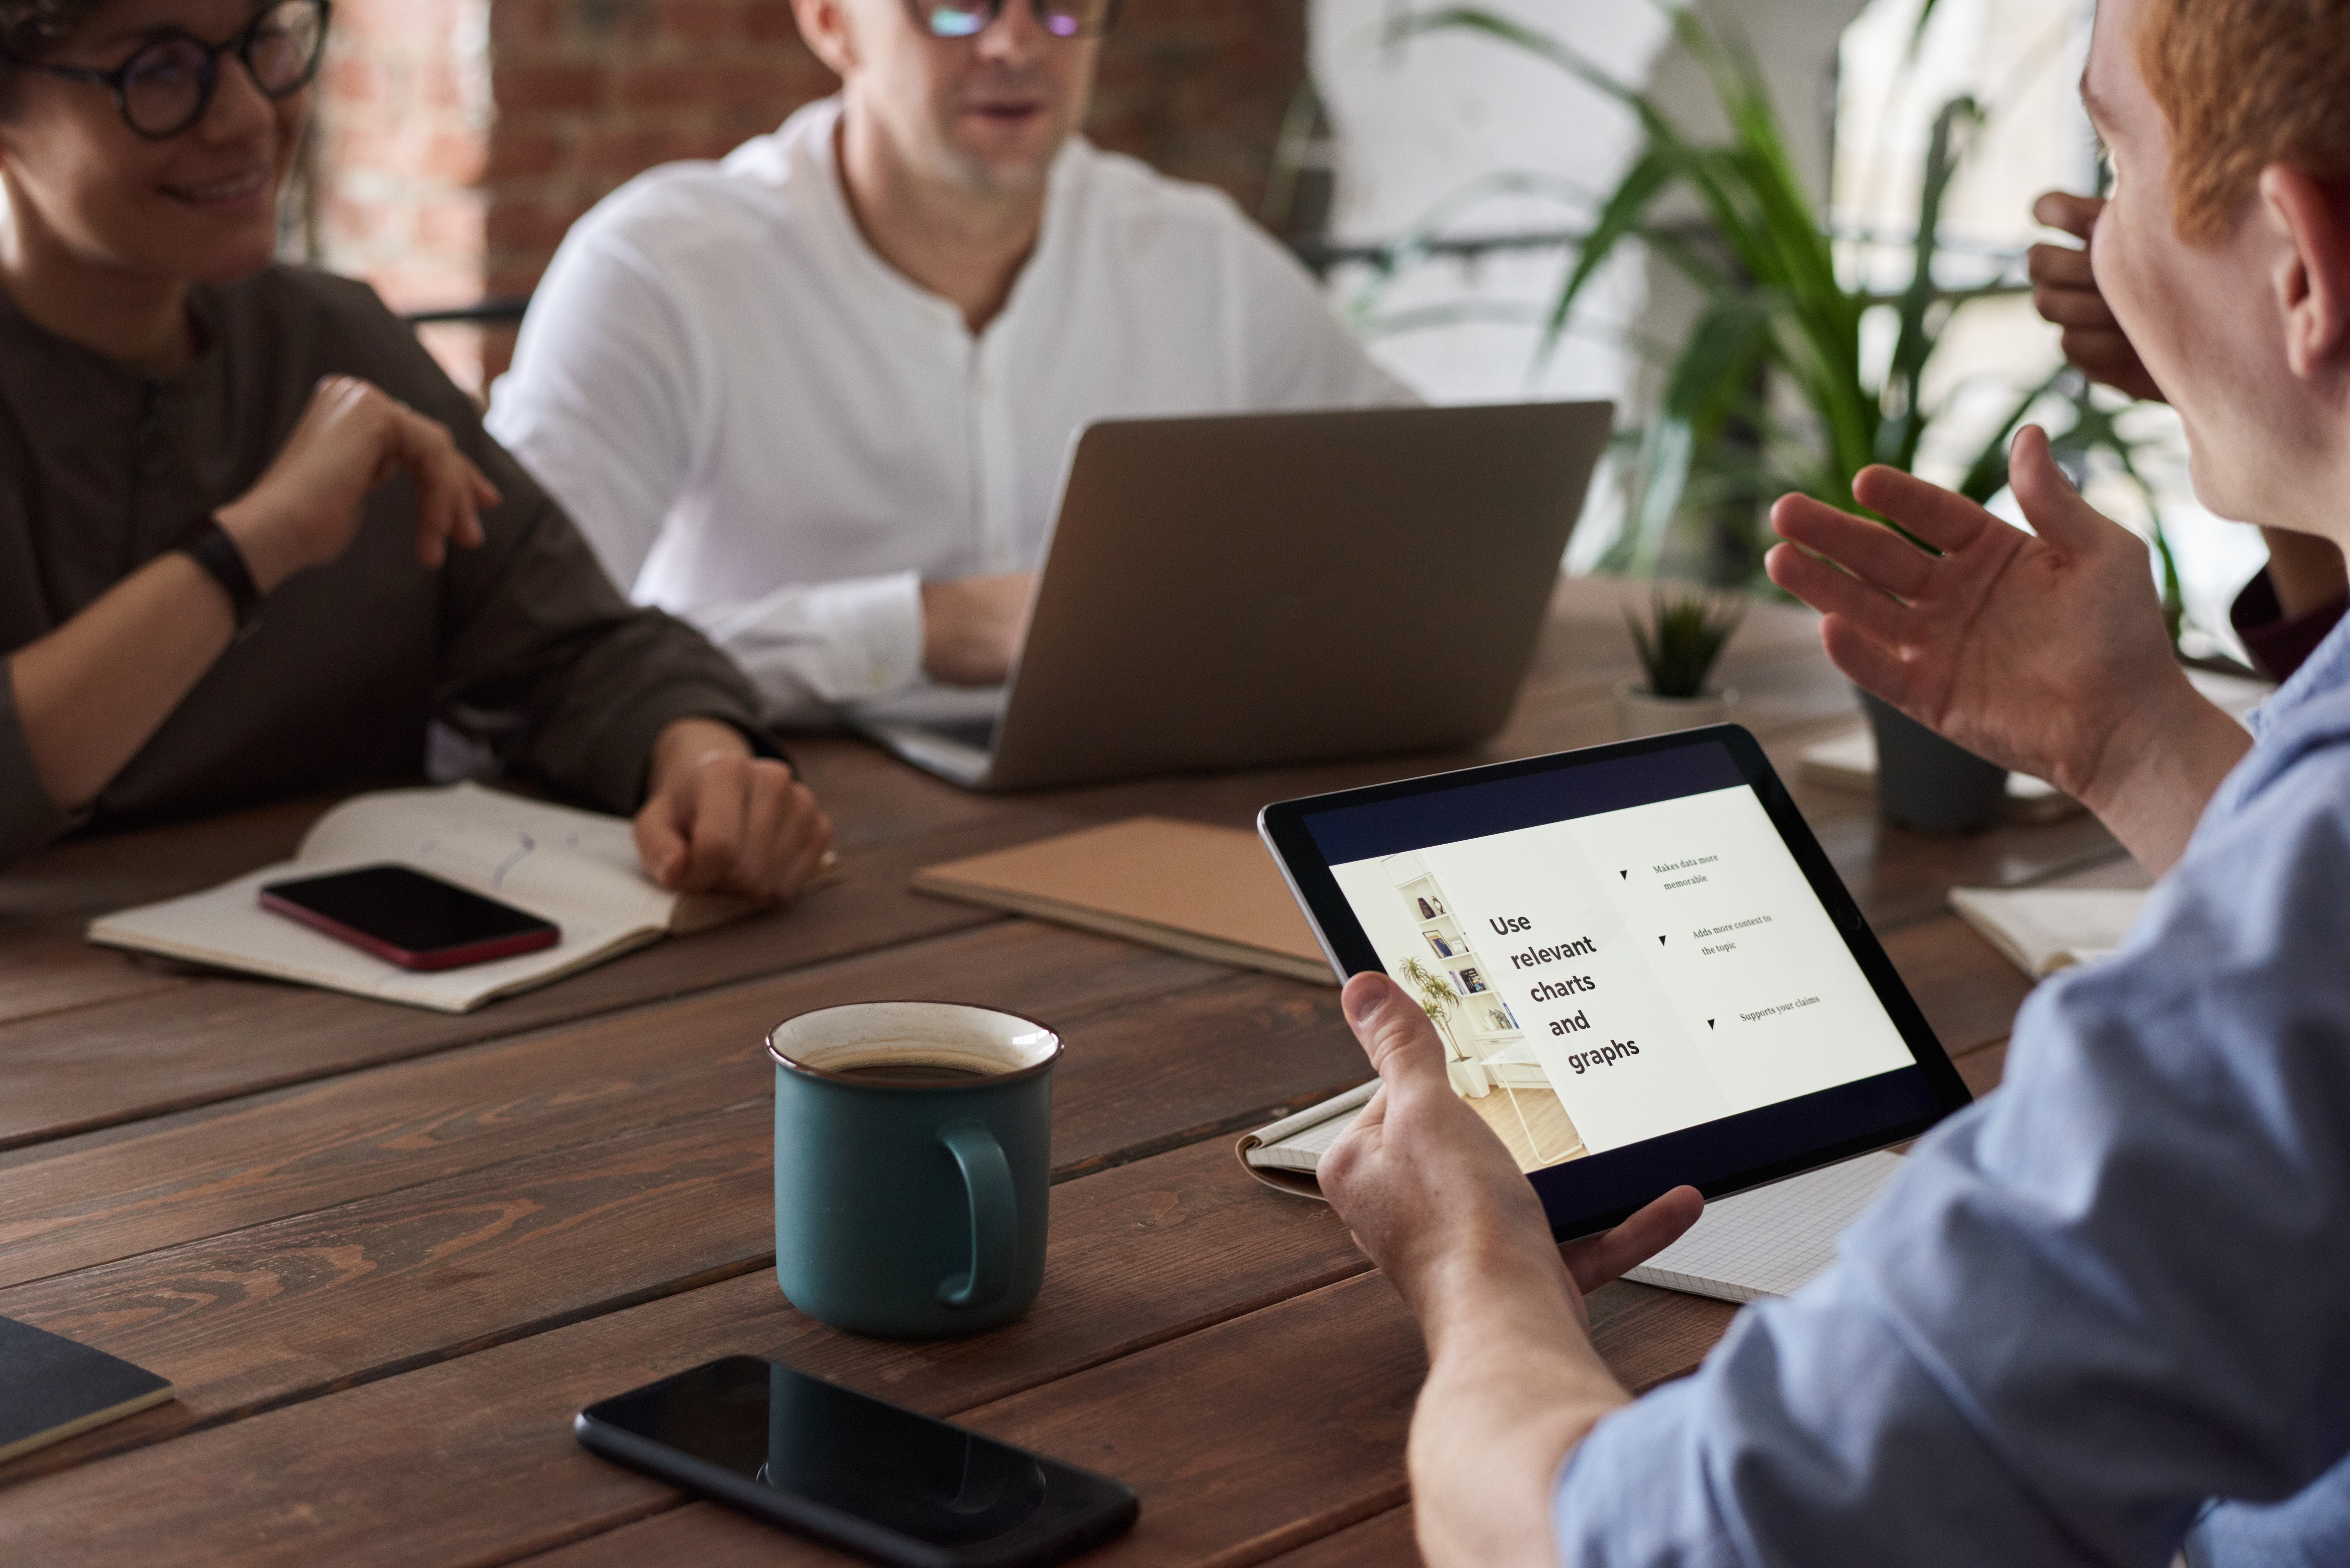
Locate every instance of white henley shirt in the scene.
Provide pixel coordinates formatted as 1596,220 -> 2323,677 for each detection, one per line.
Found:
487,97 -> 1412,725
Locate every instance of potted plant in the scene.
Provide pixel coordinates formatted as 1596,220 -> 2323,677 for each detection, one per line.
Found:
1618,587 -> 1744,738
1386,3 -> 2181,830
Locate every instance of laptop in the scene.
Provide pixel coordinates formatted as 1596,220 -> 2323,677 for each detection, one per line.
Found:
848,400 -> 1614,791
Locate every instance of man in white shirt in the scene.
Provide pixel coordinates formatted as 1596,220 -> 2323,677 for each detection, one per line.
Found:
487,0 -> 1410,726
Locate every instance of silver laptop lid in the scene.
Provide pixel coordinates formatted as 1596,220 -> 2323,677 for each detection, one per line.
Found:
954,400 -> 1612,791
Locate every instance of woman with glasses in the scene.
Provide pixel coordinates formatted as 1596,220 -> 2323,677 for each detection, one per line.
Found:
0,0 -> 834,900
487,0 -> 1411,729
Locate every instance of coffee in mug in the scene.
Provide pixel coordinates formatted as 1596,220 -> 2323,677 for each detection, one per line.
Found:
768,1002 -> 1059,1339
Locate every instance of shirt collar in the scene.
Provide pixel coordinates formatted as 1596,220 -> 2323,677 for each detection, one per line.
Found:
794,94 -> 1085,343
2210,593 -> 2350,822
0,277 -> 223,394
2248,600 -> 2350,741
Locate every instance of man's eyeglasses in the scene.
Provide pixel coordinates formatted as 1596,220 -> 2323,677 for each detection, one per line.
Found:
2,0 -> 331,141
906,0 -> 1120,42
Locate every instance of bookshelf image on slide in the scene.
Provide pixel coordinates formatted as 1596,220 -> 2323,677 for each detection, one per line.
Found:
1388,856 -> 1587,1172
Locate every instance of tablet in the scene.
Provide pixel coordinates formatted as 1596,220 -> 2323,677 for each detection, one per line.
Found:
1257,725 -> 1970,1240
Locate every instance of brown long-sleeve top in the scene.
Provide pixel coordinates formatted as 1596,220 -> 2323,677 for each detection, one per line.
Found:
0,266 -> 777,869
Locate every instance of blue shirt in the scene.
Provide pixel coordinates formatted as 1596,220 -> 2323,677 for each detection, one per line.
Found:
1557,618 -> 2350,1567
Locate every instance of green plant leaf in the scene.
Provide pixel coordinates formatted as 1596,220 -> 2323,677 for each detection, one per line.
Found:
1537,145 -> 1687,366
1386,0 -> 2033,585
1877,96 -> 1986,473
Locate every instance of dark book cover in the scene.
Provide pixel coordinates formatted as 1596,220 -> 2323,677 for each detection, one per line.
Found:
0,1316 -> 174,1464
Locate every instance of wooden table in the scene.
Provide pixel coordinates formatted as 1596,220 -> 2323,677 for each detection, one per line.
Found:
0,577 -> 2132,1566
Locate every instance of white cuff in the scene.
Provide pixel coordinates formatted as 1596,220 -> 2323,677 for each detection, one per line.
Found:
686,569 -> 926,721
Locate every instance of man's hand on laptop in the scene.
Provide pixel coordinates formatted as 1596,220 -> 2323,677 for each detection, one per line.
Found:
1765,427 -> 2249,875
1319,972 -> 1701,1568
921,573 -> 1035,687
634,719 -> 834,903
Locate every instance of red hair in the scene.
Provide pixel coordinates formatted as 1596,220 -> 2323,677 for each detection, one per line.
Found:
2138,0 -> 2350,242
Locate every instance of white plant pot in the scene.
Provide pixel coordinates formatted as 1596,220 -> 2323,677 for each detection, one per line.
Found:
1612,680 -> 1739,740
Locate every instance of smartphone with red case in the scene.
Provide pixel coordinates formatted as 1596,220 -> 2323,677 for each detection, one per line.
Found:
258,864 -> 560,971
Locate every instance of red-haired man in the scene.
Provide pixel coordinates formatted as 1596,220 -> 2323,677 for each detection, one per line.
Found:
1316,3 -> 2350,1563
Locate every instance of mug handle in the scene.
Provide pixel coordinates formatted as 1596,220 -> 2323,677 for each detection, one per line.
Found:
936,1120 -> 1017,1309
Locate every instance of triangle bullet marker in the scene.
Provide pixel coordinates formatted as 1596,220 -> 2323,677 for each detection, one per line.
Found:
1658,935 -> 1667,945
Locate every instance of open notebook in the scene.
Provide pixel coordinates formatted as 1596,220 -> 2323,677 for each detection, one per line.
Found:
1948,886 -> 2149,978
88,783 -> 761,1013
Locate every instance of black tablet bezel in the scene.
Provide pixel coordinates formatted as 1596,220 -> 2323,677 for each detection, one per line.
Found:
1257,724 -> 1972,1241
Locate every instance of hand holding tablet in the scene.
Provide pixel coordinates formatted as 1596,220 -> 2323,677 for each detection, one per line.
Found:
1258,725 -> 1970,1240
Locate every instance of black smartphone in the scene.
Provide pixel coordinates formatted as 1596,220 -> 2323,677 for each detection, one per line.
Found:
573,1357 -> 1139,1568
258,863 -> 561,971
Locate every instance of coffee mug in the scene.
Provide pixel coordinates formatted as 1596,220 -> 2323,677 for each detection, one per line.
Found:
768,1001 -> 1059,1339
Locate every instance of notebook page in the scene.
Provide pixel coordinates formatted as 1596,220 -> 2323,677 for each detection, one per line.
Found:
87,784 -> 685,1013
88,862 -> 655,1013
1947,887 -> 2147,978
1626,1151 -> 1905,1304
296,783 -> 680,931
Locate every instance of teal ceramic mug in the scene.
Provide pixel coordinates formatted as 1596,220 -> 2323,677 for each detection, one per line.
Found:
768,1001 -> 1059,1339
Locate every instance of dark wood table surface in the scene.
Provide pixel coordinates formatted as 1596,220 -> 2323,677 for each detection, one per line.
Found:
0,576 -> 2133,1566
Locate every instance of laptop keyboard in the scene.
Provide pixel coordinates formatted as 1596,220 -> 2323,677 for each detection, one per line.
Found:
924,716 -> 1001,753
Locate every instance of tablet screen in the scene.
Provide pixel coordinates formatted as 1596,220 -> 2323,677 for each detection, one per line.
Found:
1260,728 -> 1966,1236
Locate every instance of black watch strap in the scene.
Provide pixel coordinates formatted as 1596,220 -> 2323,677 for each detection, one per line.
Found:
180,517 -> 266,636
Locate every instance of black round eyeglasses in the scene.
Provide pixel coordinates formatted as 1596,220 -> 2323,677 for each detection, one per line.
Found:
2,0 -> 332,141
905,0 -> 1120,42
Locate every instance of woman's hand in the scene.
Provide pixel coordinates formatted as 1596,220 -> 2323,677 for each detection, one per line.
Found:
634,719 -> 834,903
214,376 -> 497,593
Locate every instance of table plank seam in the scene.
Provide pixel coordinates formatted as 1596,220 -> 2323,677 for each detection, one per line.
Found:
0,903 -> 1264,1157
0,954 -> 1270,1288
1,1183 -> 1374,1507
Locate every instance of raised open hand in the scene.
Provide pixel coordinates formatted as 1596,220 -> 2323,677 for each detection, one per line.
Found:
1766,429 -> 2246,871
1766,428 -> 2180,797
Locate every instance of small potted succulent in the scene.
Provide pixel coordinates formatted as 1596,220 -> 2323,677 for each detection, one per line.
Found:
1616,589 -> 1744,739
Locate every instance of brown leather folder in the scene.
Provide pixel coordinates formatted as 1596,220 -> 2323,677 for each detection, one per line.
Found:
912,817 -> 1336,986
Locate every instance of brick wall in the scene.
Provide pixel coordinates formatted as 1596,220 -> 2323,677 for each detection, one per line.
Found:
313,0 -> 494,382
313,0 -> 1311,393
